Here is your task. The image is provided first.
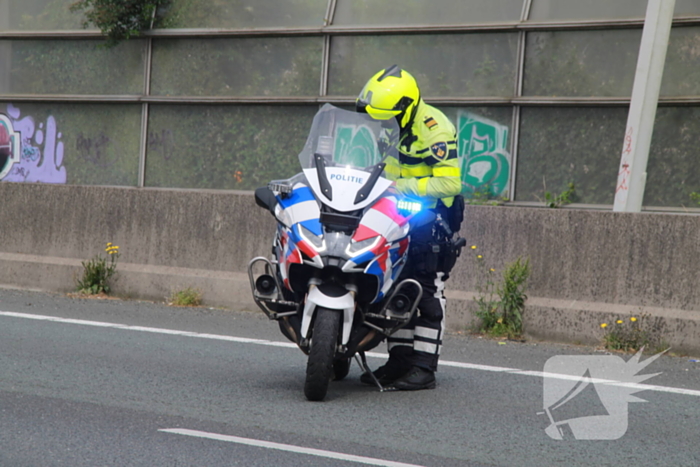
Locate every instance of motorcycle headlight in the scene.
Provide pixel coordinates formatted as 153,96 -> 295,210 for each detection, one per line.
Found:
299,224 -> 326,252
345,235 -> 383,257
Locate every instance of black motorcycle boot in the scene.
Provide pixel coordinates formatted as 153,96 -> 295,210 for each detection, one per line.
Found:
360,361 -> 410,386
391,366 -> 436,390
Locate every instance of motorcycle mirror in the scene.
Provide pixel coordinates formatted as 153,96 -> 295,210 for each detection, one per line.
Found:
255,187 -> 278,215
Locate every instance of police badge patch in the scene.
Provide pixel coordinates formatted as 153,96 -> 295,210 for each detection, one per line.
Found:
430,142 -> 448,160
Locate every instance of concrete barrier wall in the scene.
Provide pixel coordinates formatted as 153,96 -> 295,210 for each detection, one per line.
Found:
1,183 -> 698,353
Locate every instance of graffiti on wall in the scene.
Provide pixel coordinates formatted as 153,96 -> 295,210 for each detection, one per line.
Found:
0,112 -> 21,180
457,112 -> 511,198
2,105 -> 510,192
0,104 -> 67,183
322,114 -> 512,200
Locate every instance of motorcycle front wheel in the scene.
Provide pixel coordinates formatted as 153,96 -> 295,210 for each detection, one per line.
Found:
304,307 -> 341,401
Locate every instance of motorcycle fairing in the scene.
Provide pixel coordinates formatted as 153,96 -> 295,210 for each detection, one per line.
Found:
304,166 -> 393,213
274,183 -> 321,234
340,195 -> 412,302
274,184 -> 323,289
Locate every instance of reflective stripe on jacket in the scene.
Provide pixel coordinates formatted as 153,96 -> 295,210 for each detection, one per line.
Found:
385,100 -> 461,208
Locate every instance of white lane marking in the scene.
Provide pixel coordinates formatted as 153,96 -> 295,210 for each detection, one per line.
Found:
159,428 -> 426,467
0,311 -> 298,348
2,310 -> 700,398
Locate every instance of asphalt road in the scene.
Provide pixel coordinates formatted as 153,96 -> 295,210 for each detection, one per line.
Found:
0,289 -> 698,466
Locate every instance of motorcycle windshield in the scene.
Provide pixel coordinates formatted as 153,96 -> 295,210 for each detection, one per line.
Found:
298,103 -> 399,172
297,104 -> 400,212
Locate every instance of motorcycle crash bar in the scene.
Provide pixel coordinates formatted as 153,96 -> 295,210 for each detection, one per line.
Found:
247,256 -> 299,320
364,278 -> 423,337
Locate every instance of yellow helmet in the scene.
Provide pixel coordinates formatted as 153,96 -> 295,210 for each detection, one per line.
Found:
356,65 -> 421,129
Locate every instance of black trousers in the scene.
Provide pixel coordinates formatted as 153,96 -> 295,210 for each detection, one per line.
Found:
386,207 -> 449,372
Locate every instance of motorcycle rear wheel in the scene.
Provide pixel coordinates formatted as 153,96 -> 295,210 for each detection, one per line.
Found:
304,307 -> 341,401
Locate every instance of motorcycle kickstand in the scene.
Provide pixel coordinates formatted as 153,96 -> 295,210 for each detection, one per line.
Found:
354,352 -> 395,392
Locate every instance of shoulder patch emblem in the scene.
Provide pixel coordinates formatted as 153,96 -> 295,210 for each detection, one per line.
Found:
424,117 -> 438,130
430,142 -> 448,160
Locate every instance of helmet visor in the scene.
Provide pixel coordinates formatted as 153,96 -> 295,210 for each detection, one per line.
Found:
364,104 -> 402,121
357,98 -> 402,121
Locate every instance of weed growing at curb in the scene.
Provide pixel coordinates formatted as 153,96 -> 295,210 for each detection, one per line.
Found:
465,184 -> 509,206
76,242 -> 120,295
690,191 -> 700,206
600,314 -> 669,354
471,246 -> 530,339
545,182 -> 576,208
168,287 -> 203,307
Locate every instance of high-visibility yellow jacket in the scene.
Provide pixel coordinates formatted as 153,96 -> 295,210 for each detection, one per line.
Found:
385,100 -> 461,208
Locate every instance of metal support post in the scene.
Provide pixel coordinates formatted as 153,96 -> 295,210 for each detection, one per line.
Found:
614,0 -> 676,212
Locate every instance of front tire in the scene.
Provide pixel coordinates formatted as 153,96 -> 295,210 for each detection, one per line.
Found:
304,307 -> 341,401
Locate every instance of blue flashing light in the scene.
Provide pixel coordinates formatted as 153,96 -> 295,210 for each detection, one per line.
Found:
397,199 -> 422,214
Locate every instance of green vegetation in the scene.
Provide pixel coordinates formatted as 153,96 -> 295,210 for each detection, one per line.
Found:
70,0 -> 171,47
464,184 -> 509,206
168,287 -> 203,306
465,184 -> 496,205
600,314 -> 669,354
76,243 -> 120,295
690,192 -> 700,206
497,257 -> 530,336
471,246 -> 531,339
544,182 -> 576,208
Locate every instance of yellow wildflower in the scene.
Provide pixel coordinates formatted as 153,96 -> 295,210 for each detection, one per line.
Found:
600,323 -> 608,328
617,320 -> 623,324
477,255 -> 483,259
490,268 -> 495,272
105,245 -> 120,255
630,317 -> 637,322
471,245 -> 477,250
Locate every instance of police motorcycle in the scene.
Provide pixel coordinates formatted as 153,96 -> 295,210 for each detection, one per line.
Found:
249,104 -> 446,401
